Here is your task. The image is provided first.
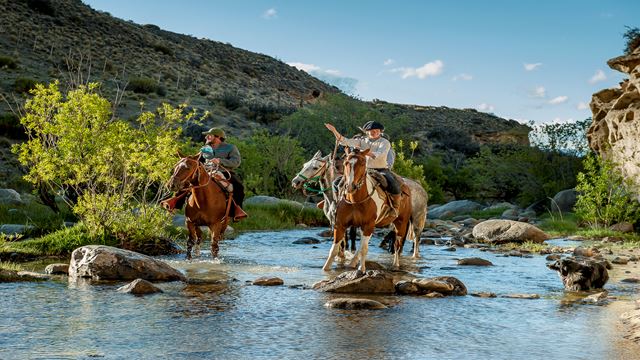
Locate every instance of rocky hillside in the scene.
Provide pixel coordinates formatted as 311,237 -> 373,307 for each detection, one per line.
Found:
0,0 -> 532,190
0,0 -> 337,136
588,44 -> 640,197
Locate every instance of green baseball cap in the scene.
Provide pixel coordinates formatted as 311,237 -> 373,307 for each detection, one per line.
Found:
202,127 -> 225,139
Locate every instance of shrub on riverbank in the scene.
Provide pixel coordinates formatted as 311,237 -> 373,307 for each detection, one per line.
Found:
231,202 -> 328,231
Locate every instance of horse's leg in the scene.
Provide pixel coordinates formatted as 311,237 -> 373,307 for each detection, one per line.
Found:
411,222 -> 421,259
185,220 -> 198,260
193,226 -> 203,257
354,224 -> 374,272
323,226 -> 346,271
393,220 -> 411,268
349,226 -> 357,252
210,223 -> 225,259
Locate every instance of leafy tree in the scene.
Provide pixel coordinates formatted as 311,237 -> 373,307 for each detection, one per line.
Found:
13,81 -> 192,239
529,118 -> 591,156
391,140 -> 429,193
623,26 -> 640,54
234,130 -> 305,198
574,153 -> 640,228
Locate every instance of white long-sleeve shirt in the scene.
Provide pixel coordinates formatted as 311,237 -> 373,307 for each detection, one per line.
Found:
339,136 -> 391,169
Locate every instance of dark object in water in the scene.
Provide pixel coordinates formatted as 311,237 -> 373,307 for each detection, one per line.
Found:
547,257 -> 609,291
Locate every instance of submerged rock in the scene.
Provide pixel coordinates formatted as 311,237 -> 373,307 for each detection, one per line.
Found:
547,257 -> 609,291
0,269 -> 48,282
324,298 -> 387,310
458,257 -> 493,266
45,263 -> 69,275
397,276 -> 467,296
69,245 -> 185,282
313,270 -> 395,294
253,277 -> 284,286
117,278 -> 163,295
292,237 -> 320,245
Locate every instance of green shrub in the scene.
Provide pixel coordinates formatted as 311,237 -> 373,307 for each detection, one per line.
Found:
151,43 -> 174,57
7,224 -> 115,256
14,78 -> 39,93
218,91 -> 242,110
539,212 -> 579,235
574,153 -> 640,228
128,76 -> 160,94
623,26 -> 640,54
470,206 -> 509,219
0,56 -> 18,70
392,140 -> 429,191
232,203 -> 328,231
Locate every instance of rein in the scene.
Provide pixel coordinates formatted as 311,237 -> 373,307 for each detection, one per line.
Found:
296,160 -> 330,195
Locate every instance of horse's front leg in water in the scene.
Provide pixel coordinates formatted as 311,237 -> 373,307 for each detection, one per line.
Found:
194,226 -> 203,257
209,224 -> 224,259
185,221 -> 198,260
323,227 -> 346,271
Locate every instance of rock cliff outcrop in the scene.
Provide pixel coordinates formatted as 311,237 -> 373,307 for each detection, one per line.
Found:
588,45 -> 640,196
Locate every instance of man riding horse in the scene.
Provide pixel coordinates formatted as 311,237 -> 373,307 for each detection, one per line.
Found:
324,121 -> 402,221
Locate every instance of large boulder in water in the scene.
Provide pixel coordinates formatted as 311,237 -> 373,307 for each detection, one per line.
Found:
313,270 -> 395,294
547,257 -> 609,291
69,245 -> 185,282
472,219 -> 550,244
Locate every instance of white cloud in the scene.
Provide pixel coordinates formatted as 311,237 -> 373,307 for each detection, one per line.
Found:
549,117 -> 575,124
524,62 -> 542,71
477,103 -> 495,112
287,62 -> 358,95
549,96 -> 569,104
532,86 -> 546,98
577,102 -> 589,110
288,62 -> 321,73
391,60 -> 444,79
452,73 -> 473,81
383,59 -> 395,66
262,8 -> 277,19
589,69 -> 606,84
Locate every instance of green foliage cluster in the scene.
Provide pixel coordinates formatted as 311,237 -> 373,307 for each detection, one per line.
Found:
6,223 -> 114,256
470,206 -> 509,220
12,81 -> 192,242
231,203 -> 328,231
14,77 -> 39,94
391,140 -> 429,191
529,118 -> 591,156
0,201 -> 74,236
623,26 -> 640,54
152,43 -> 174,57
574,154 -> 640,228
0,55 -> 18,69
277,93 -> 410,157
235,130 -> 305,198
128,76 -> 165,96
218,91 -> 242,110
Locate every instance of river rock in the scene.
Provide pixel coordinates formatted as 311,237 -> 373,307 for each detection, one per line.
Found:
581,290 -> 608,305
550,189 -> 577,213
610,222 -> 634,233
399,276 -> 467,296
292,237 -> 320,245
0,189 -> 23,205
472,219 -> 550,244
457,257 -> 493,266
324,298 -> 387,310
44,263 -> 69,275
253,277 -> 284,286
612,256 -> 630,265
0,269 -> 48,282
428,200 -> 483,220
313,270 -> 395,294
547,257 -> 609,291
69,245 -> 185,282
117,278 -> 163,295
471,292 -> 497,298
502,293 -> 540,299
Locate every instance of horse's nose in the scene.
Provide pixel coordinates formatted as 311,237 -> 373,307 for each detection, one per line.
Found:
292,178 -> 300,189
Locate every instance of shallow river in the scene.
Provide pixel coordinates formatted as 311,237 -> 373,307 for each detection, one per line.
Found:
1,229 -> 638,359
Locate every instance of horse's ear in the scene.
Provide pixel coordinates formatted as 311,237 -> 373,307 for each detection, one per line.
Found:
361,148 -> 371,157
177,149 -> 185,158
313,150 -> 322,159
344,147 -> 351,155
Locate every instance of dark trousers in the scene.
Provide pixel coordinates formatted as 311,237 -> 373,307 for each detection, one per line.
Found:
371,168 -> 401,194
228,172 -> 245,208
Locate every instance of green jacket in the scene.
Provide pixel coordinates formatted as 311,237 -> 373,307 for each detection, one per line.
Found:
201,143 -> 241,170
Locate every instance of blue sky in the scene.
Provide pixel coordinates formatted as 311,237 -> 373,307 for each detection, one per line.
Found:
83,0 -> 639,124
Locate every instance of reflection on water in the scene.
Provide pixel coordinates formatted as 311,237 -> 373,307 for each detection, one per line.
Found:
1,229 -> 637,359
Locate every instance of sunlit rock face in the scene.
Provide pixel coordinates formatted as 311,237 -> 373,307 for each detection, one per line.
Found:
588,46 -> 640,198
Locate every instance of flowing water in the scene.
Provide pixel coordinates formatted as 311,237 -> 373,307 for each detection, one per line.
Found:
1,229 -> 638,359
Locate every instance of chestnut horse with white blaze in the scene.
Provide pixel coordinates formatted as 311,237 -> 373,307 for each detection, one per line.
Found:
167,153 -> 231,259
324,148 -> 412,271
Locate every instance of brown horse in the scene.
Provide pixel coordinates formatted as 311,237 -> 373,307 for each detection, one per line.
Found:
167,154 -> 231,259
323,148 -> 412,272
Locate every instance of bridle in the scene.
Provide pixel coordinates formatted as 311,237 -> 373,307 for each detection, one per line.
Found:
170,157 -> 211,192
341,153 -> 375,204
295,158 -> 330,195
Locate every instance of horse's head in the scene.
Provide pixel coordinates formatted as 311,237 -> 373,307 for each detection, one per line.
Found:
168,153 -> 201,192
291,150 -> 329,190
343,148 -> 370,193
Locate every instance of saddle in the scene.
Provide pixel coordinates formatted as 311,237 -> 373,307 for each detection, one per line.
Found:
366,170 -> 410,225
